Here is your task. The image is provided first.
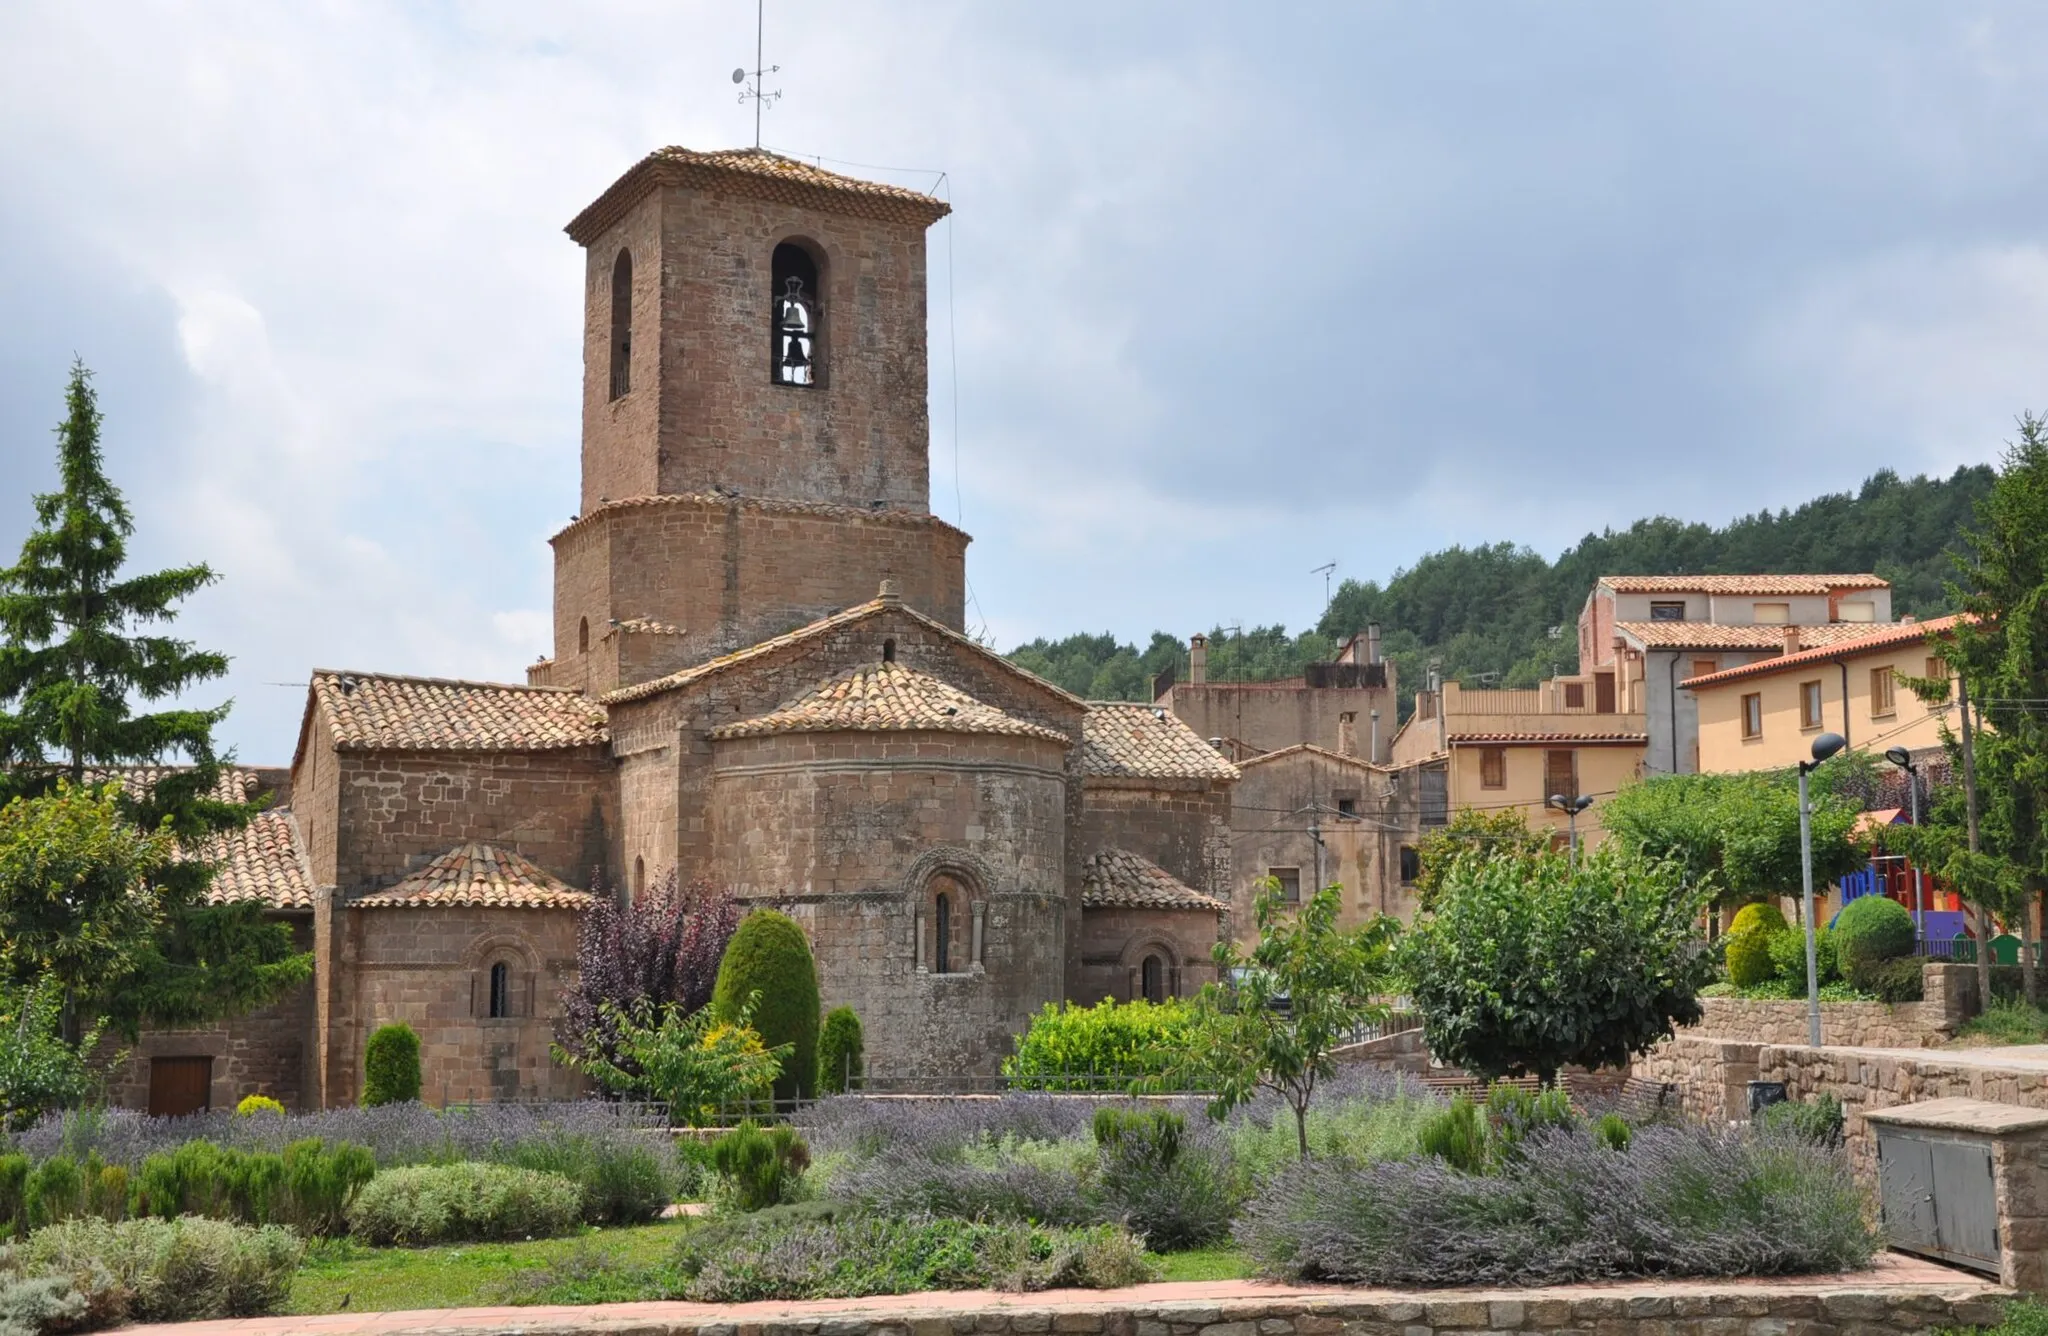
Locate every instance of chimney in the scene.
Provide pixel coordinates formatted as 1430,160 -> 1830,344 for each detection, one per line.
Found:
1366,622 -> 1382,666
1370,708 -> 1380,762
1338,711 -> 1357,757
1782,626 -> 1801,655
1189,633 -> 1207,686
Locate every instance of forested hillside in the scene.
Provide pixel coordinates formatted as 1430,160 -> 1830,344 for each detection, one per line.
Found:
1006,465 -> 1993,716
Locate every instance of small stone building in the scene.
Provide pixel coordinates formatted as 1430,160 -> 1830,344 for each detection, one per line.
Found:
117,146 -> 1239,1110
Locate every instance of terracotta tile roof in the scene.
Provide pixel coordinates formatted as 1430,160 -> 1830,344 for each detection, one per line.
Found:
600,591 -> 1083,712
551,492 -> 969,545
1081,849 -> 1227,913
1234,743 -> 1385,772
202,810 -> 315,911
1601,573 -> 1889,595
1081,703 -> 1240,782
1449,731 -> 1649,746
567,147 -> 950,245
1613,621 -> 1883,651
1681,614 -> 1965,690
90,765 -> 260,805
712,662 -> 1069,743
312,671 -> 608,752
611,618 -> 687,637
351,844 -> 595,910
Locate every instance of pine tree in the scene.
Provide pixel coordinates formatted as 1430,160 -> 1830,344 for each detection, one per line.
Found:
0,361 -> 309,1036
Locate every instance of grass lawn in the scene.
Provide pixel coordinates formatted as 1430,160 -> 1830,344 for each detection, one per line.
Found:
1150,1248 -> 1255,1283
289,1221 -> 690,1314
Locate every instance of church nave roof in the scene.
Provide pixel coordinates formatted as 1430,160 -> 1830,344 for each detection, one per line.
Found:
309,670 -> 609,753
712,661 -> 1068,743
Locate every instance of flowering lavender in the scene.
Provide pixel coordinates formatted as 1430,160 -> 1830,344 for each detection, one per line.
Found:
556,870 -> 739,1071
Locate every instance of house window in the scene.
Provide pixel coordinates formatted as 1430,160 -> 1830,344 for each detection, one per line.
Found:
1742,693 -> 1763,739
1870,668 -> 1896,718
488,962 -> 512,1019
1479,747 -> 1507,790
771,241 -> 820,386
1268,867 -> 1301,903
1800,680 -> 1824,730
1926,657 -> 1952,696
1544,750 -> 1577,803
1140,954 -> 1166,1005
1691,658 -> 1718,682
1754,602 -> 1791,625
1649,601 -> 1686,622
608,250 -> 632,400
1398,846 -> 1420,885
1336,795 -> 1358,818
1563,682 -> 1586,709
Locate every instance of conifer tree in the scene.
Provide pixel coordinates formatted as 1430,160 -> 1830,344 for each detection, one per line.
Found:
0,360 -> 309,1036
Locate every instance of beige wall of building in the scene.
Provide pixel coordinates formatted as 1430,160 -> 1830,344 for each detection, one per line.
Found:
1691,617 -> 1961,774
1445,739 -> 1646,848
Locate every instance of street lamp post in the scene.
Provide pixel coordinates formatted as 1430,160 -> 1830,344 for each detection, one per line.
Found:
1885,746 -> 1924,943
1547,793 -> 1595,867
1800,732 -> 1848,1047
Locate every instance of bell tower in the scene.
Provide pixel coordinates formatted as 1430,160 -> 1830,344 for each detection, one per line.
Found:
541,148 -> 969,696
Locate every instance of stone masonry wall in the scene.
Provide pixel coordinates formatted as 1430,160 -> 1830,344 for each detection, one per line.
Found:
1684,993 -> 1962,1049
1632,1035 -> 1763,1126
1075,904 -> 1224,1006
1077,782 -> 1233,906
102,918 -> 317,1112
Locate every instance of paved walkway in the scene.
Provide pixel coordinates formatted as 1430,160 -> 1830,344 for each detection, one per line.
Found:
127,1253 -> 1997,1336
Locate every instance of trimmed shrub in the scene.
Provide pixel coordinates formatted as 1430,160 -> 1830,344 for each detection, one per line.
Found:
1238,1123 -> 1876,1285
1853,956 -> 1925,1003
671,1208 -> 1156,1301
709,1120 -> 810,1212
1003,998 -> 1199,1090
347,1162 -> 583,1245
1766,924 -> 1840,986
817,1006 -> 864,1095
1725,929 -> 1778,988
235,1095 -> 285,1117
8,1215 -> 302,1327
713,911 -> 821,1103
362,1023 -> 421,1107
502,1134 -> 671,1225
133,1139 -> 371,1235
1727,902 -> 1787,938
279,1139 -> 376,1237
21,1158 -> 81,1232
1835,896 -> 1915,970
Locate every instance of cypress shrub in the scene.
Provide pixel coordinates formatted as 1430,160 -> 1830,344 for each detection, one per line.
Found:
709,1121 -> 810,1211
1835,896 -> 1916,971
0,1152 -> 29,1237
713,911 -> 820,1103
362,1022 -> 422,1106
817,1006 -> 864,1094
23,1155 -> 83,1230
1724,929 -> 1778,988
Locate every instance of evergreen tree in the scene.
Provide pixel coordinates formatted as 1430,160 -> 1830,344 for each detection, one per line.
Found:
0,361 -> 309,1035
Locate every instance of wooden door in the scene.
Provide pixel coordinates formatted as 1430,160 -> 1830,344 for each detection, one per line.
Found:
148,1056 -> 213,1117
1594,672 -> 1617,714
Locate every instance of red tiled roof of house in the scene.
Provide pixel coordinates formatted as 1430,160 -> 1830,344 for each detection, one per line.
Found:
312,671 -> 608,752
1449,732 -> 1649,746
567,147 -> 951,244
1613,621 -> 1883,651
351,844 -> 595,910
1081,849 -> 1227,913
1680,615 -> 1965,690
1081,703 -> 1240,782
202,810 -> 315,911
1601,574 -> 1889,595
1234,743 -> 1384,771
712,662 -> 1068,743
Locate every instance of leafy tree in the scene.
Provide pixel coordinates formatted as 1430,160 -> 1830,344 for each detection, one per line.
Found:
1175,879 -> 1399,1159
0,362 -> 308,1035
0,978 -> 105,1129
712,910 -> 820,1103
1413,809 -> 1550,909
555,869 -> 738,1077
0,782 -> 172,1043
1399,847 -> 1715,1086
561,995 -> 788,1126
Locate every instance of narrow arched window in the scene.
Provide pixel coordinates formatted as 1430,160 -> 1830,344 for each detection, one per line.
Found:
609,250 -> 632,399
633,856 -> 645,899
772,242 -> 819,386
1141,954 -> 1166,1005
488,962 -> 512,1019
882,638 -> 896,663
578,617 -> 590,654
934,891 -> 952,974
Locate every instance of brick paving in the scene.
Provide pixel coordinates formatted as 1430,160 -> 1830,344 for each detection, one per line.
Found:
126,1252 -> 2001,1336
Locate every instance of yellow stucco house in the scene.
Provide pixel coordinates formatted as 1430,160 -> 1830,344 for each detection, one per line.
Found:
1684,614 -> 1962,773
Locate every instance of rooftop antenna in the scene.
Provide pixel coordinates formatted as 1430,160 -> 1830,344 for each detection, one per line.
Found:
1311,561 -> 1337,617
732,0 -> 781,149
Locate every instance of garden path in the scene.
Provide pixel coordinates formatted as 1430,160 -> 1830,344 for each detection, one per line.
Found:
126,1253 -> 1995,1336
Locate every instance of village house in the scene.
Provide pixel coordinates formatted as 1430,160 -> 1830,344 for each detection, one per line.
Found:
1578,574 -> 1896,775
107,146 -> 1239,1113
1159,626 -> 1398,764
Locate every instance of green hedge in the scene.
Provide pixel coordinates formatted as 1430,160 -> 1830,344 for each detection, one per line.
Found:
1002,999 -> 1202,1090
346,1162 -> 583,1245
714,911 -> 821,1103
362,1023 -> 421,1107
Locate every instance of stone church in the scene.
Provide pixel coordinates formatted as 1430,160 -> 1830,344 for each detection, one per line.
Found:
106,147 -> 1240,1114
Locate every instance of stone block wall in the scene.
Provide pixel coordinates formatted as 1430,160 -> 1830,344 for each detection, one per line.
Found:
1074,904 -> 1225,1005
1632,1035 -> 1763,1125
1077,781 -> 1233,906
1685,990 -> 1962,1049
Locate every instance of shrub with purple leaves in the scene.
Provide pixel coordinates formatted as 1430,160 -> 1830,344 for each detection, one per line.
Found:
1236,1122 -> 1877,1286
556,870 -> 739,1077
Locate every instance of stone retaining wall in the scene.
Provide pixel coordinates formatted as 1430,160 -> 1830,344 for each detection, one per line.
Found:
1633,1035 -> 1763,1124
1679,963 -> 1975,1049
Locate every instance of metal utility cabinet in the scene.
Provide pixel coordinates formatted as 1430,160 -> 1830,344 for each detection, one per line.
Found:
1865,1097 -> 2048,1289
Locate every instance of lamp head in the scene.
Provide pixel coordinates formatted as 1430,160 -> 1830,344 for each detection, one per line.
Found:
1885,745 -> 1913,770
1572,795 -> 1594,814
1811,732 -> 1847,764
1547,794 -> 1567,810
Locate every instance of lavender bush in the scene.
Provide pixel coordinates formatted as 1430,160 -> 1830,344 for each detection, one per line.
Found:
1237,1122 -> 1877,1286
556,871 -> 738,1075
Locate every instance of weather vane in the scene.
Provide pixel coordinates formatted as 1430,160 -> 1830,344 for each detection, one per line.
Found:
732,0 -> 781,150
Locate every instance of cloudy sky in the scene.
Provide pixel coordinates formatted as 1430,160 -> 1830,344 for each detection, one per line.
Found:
4,2 -> 2048,761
